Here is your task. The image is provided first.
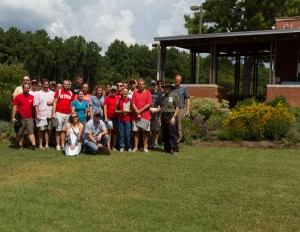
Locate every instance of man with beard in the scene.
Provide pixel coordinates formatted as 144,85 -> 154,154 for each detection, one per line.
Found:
12,83 -> 37,150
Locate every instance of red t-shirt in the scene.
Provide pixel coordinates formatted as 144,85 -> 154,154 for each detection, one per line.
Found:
54,89 -> 74,114
13,94 -> 34,118
104,95 -> 120,119
117,97 -> 131,122
131,90 -> 152,121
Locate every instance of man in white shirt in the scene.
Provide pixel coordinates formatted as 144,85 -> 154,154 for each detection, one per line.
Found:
33,79 -> 55,149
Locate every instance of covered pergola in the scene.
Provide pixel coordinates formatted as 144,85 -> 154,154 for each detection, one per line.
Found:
154,29 -> 300,102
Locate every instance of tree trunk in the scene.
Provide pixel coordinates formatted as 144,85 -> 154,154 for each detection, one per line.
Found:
242,56 -> 255,95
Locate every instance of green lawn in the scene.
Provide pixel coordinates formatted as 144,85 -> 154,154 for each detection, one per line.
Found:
0,142 -> 299,232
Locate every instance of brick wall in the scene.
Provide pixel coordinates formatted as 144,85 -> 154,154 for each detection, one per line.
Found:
182,84 -> 227,102
275,16 -> 300,30
267,85 -> 300,106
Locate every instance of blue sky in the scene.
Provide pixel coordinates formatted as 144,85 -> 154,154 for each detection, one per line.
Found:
0,0 -> 204,53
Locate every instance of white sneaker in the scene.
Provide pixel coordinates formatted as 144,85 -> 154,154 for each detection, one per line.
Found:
120,148 -> 124,152
128,148 -> 132,152
112,147 -> 117,151
144,148 -> 149,153
132,148 -> 138,153
56,145 -> 61,151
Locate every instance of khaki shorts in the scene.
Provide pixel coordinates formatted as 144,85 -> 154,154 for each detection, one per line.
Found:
38,118 -> 53,131
18,118 -> 34,136
55,112 -> 70,132
150,118 -> 159,132
132,121 -> 150,132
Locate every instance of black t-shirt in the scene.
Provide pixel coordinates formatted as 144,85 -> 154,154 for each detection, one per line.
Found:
71,85 -> 81,94
151,91 -> 162,108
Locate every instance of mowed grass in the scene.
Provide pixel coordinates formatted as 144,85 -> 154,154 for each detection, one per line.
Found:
0,142 -> 299,232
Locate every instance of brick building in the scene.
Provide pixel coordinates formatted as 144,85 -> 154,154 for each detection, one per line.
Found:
154,17 -> 300,106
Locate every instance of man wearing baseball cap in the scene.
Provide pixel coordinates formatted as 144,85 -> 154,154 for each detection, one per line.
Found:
149,80 -> 162,148
30,79 -> 38,97
128,78 -> 137,99
84,110 -> 110,155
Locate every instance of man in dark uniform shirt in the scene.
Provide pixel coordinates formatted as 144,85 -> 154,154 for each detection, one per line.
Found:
161,82 -> 179,155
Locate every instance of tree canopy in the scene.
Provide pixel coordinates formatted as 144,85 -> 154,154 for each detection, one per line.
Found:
185,0 -> 300,34
0,27 -> 191,89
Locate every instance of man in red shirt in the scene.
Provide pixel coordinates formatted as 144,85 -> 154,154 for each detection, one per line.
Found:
52,80 -> 75,150
131,79 -> 152,153
12,83 -> 37,150
104,85 -> 120,150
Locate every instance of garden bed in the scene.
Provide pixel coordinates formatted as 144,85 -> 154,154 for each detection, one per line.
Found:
193,140 -> 300,149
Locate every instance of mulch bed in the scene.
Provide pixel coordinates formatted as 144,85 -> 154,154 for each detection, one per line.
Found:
193,140 -> 300,149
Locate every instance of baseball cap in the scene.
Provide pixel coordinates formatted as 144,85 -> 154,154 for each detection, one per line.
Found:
130,79 -> 137,84
162,81 -> 175,89
93,110 -> 102,117
111,85 -> 117,91
50,81 -> 56,85
150,80 -> 157,85
31,79 -> 38,84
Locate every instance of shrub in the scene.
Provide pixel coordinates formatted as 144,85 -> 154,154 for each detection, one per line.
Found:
265,95 -> 289,108
0,120 -> 14,139
235,98 -> 259,110
0,59 -> 28,120
182,117 -> 208,144
206,114 -> 227,131
282,128 -> 300,147
225,101 -> 294,141
190,98 -> 230,121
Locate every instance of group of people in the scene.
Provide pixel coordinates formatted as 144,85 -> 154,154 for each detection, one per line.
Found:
12,74 -> 190,156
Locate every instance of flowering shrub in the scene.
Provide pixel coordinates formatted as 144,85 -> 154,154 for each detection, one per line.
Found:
190,98 -> 230,120
182,117 -> 208,144
224,100 -> 295,141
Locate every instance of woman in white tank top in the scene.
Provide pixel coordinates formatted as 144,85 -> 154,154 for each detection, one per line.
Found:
65,112 -> 84,156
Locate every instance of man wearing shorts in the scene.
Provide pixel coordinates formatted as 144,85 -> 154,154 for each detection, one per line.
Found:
12,83 -> 37,150
52,80 -> 74,150
149,80 -> 162,148
131,79 -> 152,153
34,79 -> 55,149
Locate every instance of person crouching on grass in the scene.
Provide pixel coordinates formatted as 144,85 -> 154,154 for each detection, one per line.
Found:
83,110 -> 110,155
65,112 -> 84,156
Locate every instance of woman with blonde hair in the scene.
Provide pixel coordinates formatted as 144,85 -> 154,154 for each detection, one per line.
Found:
65,112 -> 84,156
90,85 -> 105,119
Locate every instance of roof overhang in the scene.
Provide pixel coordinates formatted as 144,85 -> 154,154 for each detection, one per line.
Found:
154,29 -> 300,56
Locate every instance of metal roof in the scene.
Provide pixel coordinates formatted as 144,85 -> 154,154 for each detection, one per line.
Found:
154,28 -> 300,55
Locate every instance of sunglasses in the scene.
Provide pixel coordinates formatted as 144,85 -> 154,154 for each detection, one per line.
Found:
71,116 -> 78,119
23,79 -> 30,81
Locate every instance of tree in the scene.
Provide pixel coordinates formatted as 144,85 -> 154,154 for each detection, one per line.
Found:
184,0 -> 300,94
23,29 -> 52,80
0,59 -> 28,120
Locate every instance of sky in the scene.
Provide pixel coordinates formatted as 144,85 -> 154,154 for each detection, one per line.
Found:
0,0 -> 204,53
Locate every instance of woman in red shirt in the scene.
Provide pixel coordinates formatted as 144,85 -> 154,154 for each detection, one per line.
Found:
115,88 -> 132,152
104,85 -> 120,150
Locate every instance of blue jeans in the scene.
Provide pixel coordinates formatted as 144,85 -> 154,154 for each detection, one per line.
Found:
84,134 -> 109,153
118,120 -> 132,149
